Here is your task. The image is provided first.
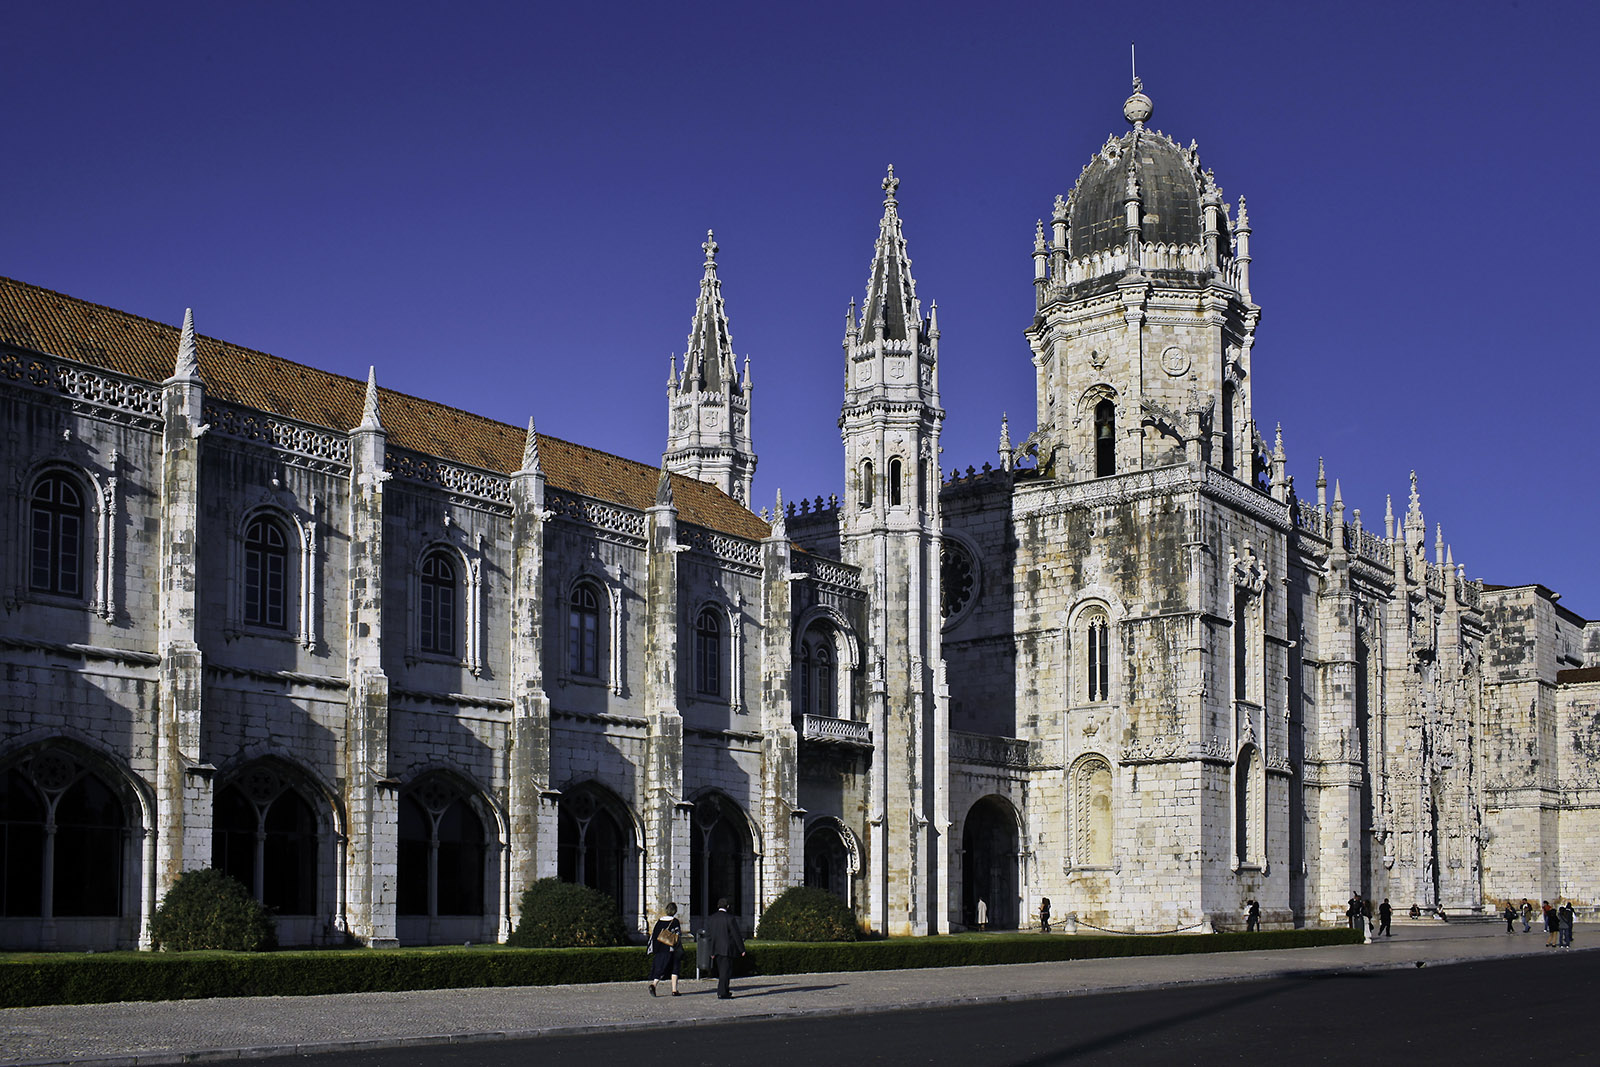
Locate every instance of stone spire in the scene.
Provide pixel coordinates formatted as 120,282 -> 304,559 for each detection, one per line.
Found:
356,366 -> 383,432
998,412 -> 1014,471
862,165 -> 925,342
520,416 -> 542,476
770,488 -> 786,538
680,230 -> 738,391
655,464 -> 674,508
663,231 -> 757,505
1405,470 -> 1426,546
171,308 -> 201,383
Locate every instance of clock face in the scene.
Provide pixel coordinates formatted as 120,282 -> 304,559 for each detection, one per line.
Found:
1161,346 -> 1190,376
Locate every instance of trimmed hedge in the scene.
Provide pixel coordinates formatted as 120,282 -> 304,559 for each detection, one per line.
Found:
756,887 -> 859,942
0,928 -> 1361,1008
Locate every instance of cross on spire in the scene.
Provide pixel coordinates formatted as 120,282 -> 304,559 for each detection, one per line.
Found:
882,164 -> 899,204
702,229 -> 719,266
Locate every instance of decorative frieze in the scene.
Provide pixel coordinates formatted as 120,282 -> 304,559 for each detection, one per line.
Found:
951,730 -> 1031,769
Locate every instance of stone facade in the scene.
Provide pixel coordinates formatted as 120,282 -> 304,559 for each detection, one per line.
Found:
3,80 -> 1596,950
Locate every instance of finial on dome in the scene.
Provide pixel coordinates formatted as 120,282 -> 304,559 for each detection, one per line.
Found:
702,229 -> 718,267
882,164 -> 899,205
1124,42 -> 1153,125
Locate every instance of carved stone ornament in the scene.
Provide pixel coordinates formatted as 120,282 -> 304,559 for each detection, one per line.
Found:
1231,545 -> 1267,594
1088,347 -> 1109,370
1161,345 -> 1190,376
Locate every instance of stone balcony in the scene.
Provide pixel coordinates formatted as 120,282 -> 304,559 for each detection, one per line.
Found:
800,713 -> 872,747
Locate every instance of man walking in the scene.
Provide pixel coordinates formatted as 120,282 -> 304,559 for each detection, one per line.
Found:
1378,897 -> 1393,937
1558,901 -> 1575,949
1521,899 -> 1533,933
704,898 -> 746,999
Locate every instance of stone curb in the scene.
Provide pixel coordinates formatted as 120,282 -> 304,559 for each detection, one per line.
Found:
8,943 -> 1592,1067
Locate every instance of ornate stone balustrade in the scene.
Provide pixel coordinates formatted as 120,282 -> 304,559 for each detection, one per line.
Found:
951,730 -> 1031,769
3,351 -> 161,422
205,401 -> 352,468
546,489 -> 646,540
385,448 -> 511,507
793,553 -> 865,593
680,523 -> 762,571
801,714 -> 872,746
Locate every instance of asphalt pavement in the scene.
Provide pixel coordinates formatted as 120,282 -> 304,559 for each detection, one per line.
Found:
0,922 -> 1590,1066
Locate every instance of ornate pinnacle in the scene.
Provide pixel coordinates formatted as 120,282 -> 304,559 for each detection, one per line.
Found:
520,416 -> 542,475
1385,494 -> 1395,541
771,488 -> 787,536
1052,194 -> 1069,223
667,353 -> 677,387
1236,196 -> 1251,231
357,366 -> 383,432
999,412 -> 1012,452
1272,422 -> 1285,460
1034,219 -> 1046,253
702,229 -> 719,267
173,307 -> 201,382
655,465 -> 674,508
882,164 -> 899,205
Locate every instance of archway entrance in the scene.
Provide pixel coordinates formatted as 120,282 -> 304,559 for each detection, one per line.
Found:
690,793 -> 753,930
962,796 -> 1019,930
557,786 -> 635,919
803,821 -> 852,904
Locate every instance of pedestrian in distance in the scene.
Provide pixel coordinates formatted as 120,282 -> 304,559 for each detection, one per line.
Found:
1347,896 -> 1361,931
1503,902 -> 1517,932
647,902 -> 683,997
1378,897 -> 1392,937
1558,901 -> 1574,949
1521,899 -> 1533,933
1544,900 -> 1558,947
703,897 -> 745,1000
1246,899 -> 1261,932
1039,896 -> 1051,934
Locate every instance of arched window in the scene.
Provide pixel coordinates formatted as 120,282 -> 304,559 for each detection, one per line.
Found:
569,583 -> 601,678
1222,381 -> 1237,475
419,551 -> 457,656
1086,615 -> 1110,702
558,788 -> 631,916
244,517 -> 289,630
691,794 -> 752,925
29,473 -> 85,597
695,608 -> 723,696
213,772 -> 319,915
889,457 -> 904,507
1234,590 -> 1252,702
814,645 -> 833,716
859,459 -> 874,509
0,754 -> 127,919
1094,399 -> 1116,477
398,781 -> 486,918
1236,746 -> 1259,866
797,645 -> 811,716
1074,757 -> 1114,868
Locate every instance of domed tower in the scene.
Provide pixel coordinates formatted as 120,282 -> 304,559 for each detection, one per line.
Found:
1024,78 -> 1258,482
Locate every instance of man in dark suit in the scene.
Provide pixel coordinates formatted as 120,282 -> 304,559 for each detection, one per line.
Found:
703,898 -> 745,999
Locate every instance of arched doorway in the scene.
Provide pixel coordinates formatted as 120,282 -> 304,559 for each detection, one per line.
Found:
398,774 -> 493,945
212,760 -> 331,945
0,744 -> 141,949
962,796 -> 1020,930
690,793 -> 754,930
557,785 -> 636,920
803,820 -> 855,905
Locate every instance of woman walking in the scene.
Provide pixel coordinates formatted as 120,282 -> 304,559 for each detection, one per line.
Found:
648,902 -> 683,996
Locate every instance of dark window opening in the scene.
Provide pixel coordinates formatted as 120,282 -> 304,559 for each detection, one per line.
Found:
569,584 -> 601,677
30,474 -> 84,597
1094,399 -> 1116,477
695,609 -> 722,696
244,518 -> 288,629
420,552 -> 456,655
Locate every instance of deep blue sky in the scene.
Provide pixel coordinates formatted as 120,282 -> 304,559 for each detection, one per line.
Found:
6,1 -> 1596,617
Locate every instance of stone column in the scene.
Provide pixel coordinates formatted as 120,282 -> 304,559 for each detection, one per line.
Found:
506,419 -> 554,940
343,371 -> 397,946
154,311 -> 213,936
643,471 -> 686,921
758,518 -> 800,920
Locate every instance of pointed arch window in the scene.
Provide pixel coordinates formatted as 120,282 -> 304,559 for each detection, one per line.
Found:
569,583 -> 602,678
814,645 -> 834,716
243,517 -> 288,630
797,644 -> 811,716
1,756 -> 127,918
419,551 -> 457,656
1079,608 -> 1112,704
1222,381 -> 1237,475
889,457 -> 904,507
859,459 -> 874,509
695,607 -> 723,696
1094,399 -> 1116,477
398,781 -> 486,918
213,775 -> 319,915
29,473 -> 84,597
1235,745 -> 1261,867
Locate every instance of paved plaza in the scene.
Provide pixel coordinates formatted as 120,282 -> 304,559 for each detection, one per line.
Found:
1,923 -> 1592,1066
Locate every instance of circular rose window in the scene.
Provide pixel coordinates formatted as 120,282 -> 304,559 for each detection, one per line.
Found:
941,541 -> 977,621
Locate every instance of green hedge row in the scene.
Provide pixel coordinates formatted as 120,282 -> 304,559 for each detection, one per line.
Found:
0,928 -> 1360,1008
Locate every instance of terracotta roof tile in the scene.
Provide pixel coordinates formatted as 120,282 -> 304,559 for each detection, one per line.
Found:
0,275 -> 770,541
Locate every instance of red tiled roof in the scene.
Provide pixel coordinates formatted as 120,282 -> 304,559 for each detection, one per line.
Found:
1557,666 -> 1600,685
0,275 -> 770,541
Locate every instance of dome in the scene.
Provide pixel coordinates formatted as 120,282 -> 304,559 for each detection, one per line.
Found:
1067,128 -> 1212,259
